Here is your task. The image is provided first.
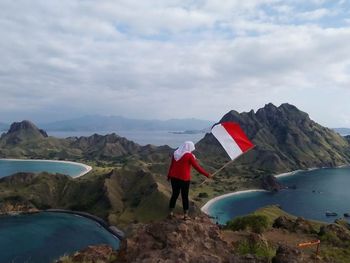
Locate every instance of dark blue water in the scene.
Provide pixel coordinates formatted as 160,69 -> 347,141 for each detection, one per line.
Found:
0,159 -> 88,178
0,212 -> 120,263
206,167 -> 350,224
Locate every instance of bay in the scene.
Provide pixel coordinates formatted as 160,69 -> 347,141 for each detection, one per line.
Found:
205,167 -> 350,224
0,212 -> 120,263
0,159 -> 89,179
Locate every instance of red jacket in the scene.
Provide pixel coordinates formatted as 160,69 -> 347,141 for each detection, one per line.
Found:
167,152 -> 209,181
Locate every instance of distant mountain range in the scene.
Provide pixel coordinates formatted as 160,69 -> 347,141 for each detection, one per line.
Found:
0,120 -> 172,161
2,116 -> 350,136
333,128 -> 350,135
1,103 -> 350,226
39,115 -> 213,132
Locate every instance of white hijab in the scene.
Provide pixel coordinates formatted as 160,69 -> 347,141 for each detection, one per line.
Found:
173,141 -> 195,161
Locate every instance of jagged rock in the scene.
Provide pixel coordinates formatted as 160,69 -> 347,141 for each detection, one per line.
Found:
272,245 -> 305,263
116,215 -> 233,263
0,200 -> 38,214
1,120 -> 48,145
56,244 -> 117,262
261,175 -> 283,191
319,224 -> 350,244
273,216 -> 315,234
7,120 -> 42,134
196,103 -> 350,185
334,219 -> 350,230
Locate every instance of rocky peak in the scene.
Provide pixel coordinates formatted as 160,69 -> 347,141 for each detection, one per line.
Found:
0,120 -> 48,145
116,215 -> 243,262
7,120 -> 48,137
196,102 -> 350,189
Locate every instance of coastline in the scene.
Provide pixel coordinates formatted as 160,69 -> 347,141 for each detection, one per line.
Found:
45,209 -> 124,240
0,208 -> 124,241
273,169 -> 302,179
0,158 -> 92,178
200,169 -> 303,215
201,189 -> 267,215
201,164 -> 350,217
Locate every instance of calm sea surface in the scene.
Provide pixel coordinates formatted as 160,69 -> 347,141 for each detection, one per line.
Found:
0,159 -> 87,179
49,130 -> 205,148
0,212 -> 119,263
206,167 -> 350,224
0,160 -> 118,262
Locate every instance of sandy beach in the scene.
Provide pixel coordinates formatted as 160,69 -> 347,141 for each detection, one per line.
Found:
273,169 -> 302,178
0,158 -> 92,178
201,189 -> 267,215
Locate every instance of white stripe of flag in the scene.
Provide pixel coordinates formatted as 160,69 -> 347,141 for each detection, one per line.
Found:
211,122 -> 254,160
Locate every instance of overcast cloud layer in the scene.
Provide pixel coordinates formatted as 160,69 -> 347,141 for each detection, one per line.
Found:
1,0 -> 350,126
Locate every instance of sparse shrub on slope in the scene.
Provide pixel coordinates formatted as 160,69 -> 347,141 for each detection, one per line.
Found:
225,214 -> 269,234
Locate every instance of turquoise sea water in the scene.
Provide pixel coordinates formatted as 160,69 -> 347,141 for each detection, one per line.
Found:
206,167 -> 350,224
0,212 -> 120,263
0,160 -> 118,262
0,159 -> 87,178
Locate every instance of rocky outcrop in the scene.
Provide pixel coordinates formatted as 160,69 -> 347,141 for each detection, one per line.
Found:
261,175 -> 283,191
7,120 -> 47,137
273,216 -> 316,234
117,215 -> 233,263
0,120 -> 48,145
272,245 -> 306,263
0,199 -> 38,214
319,224 -> 350,246
334,219 -> 350,230
56,244 -> 118,263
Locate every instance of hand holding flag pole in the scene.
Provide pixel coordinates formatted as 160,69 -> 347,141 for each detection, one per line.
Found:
199,122 -> 254,187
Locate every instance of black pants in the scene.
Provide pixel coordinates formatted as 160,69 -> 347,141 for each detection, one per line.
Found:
169,178 -> 190,211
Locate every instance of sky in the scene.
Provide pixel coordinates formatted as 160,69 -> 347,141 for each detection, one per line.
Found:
1,0 -> 350,127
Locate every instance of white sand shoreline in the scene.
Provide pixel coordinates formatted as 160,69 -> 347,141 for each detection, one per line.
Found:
201,189 -> 267,214
200,168 -> 304,215
273,169 -> 302,178
0,158 -> 92,178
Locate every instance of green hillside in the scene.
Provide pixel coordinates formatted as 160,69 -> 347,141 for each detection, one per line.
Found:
194,103 -> 350,202
1,103 -> 350,227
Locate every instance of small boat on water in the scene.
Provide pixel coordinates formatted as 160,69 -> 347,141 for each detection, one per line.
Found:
325,211 -> 338,216
344,213 -> 350,218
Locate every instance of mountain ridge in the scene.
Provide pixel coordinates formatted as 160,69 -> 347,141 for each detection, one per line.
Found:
194,103 -> 350,193
2,103 -> 350,219
0,121 -> 173,162
40,115 -> 213,132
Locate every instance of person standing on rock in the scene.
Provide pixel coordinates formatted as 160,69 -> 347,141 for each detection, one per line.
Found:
167,141 -> 211,220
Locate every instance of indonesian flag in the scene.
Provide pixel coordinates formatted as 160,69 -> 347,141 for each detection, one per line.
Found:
211,122 -> 254,160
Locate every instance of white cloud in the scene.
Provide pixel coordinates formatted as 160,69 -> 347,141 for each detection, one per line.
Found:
0,0 -> 350,126
297,8 -> 333,21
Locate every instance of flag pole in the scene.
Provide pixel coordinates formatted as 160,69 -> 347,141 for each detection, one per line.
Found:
198,146 -> 255,187
198,160 -> 234,187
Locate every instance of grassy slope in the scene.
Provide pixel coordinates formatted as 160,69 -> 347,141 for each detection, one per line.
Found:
0,161 -> 172,229
252,206 -> 350,263
221,205 -> 350,263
